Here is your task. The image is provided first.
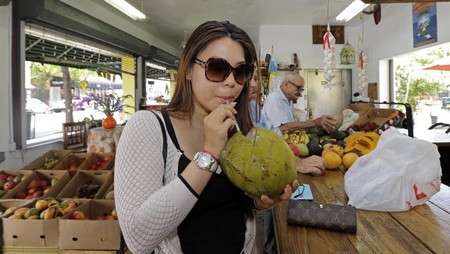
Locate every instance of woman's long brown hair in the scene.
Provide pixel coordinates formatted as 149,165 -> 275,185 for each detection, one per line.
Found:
165,21 -> 257,136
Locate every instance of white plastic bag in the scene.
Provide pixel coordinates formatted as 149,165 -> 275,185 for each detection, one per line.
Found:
345,128 -> 442,212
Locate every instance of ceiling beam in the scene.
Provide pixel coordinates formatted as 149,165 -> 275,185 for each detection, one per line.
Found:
362,0 -> 448,3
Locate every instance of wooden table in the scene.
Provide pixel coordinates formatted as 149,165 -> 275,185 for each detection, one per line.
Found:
273,169 -> 450,253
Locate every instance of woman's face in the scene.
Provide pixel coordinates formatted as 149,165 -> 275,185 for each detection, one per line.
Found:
248,71 -> 259,101
190,37 -> 246,114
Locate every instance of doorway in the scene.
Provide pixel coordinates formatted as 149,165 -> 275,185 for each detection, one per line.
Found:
304,69 -> 352,118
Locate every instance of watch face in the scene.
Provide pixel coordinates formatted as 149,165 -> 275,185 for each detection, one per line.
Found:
198,155 -> 212,168
194,152 -> 218,172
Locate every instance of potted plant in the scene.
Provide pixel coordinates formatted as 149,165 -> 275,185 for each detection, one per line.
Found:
76,93 -> 134,129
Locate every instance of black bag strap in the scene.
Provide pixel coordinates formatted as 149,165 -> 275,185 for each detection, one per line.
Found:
150,110 -> 167,169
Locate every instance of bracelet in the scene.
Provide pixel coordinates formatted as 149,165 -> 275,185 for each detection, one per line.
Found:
201,149 -> 219,161
253,200 -> 269,211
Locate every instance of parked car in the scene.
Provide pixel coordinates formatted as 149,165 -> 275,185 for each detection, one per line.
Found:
26,98 -> 51,114
442,97 -> 450,109
50,100 -> 65,113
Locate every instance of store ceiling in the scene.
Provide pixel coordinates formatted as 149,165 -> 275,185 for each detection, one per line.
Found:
94,0 -> 386,51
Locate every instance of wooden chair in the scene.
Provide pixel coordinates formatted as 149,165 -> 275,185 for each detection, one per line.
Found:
62,122 -> 87,152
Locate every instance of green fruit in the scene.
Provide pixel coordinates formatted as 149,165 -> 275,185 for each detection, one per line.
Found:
295,143 -> 309,157
330,130 -> 349,141
24,208 -> 39,219
307,141 -> 323,156
220,128 -> 297,197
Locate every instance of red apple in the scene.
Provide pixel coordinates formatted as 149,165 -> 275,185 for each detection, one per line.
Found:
32,190 -> 43,198
71,210 -> 86,220
289,143 -> 300,157
40,180 -> 49,188
27,179 -> 41,189
15,191 -> 26,199
0,173 -> 8,181
3,180 -> 16,191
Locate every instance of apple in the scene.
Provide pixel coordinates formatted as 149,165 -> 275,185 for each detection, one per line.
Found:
0,179 -> 5,189
15,191 -> 26,199
96,215 -> 104,220
51,178 -> 58,186
289,143 -> 300,157
3,180 -> 16,191
32,190 -> 43,198
0,173 -> 8,181
40,180 -> 49,188
71,210 -> 86,220
27,179 -> 41,189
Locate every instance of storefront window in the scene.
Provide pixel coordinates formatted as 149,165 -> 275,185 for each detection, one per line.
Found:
22,24 -> 135,146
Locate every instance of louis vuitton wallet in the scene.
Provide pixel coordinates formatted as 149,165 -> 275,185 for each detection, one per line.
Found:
287,200 -> 357,233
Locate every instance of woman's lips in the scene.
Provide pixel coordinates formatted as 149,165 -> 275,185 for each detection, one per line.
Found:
218,97 -> 234,104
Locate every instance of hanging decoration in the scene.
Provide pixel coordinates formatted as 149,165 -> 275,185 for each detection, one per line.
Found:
323,23 -> 336,88
340,41 -> 356,65
358,15 -> 368,93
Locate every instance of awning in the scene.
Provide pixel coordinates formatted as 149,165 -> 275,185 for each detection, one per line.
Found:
423,57 -> 450,71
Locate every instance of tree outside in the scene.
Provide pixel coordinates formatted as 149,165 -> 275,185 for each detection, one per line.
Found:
394,43 -> 450,130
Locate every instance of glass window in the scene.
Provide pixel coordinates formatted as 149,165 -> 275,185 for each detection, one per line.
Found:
22,24 -> 135,147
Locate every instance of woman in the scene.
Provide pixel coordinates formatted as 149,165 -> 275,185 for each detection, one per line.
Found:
115,20 -> 298,254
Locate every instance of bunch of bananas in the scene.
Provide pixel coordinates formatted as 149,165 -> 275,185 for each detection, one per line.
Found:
283,129 -> 310,144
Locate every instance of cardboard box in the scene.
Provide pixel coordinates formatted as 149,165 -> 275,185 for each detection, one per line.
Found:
57,171 -> 112,199
351,108 -> 401,135
1,200 -> 59,247
0,170 -> 35,199
1,200 -> 34,248
78,153 -> 114,171
59,199 -> 120,250
53,153 -> 91,171
3,170 -> 71,199
345,103 -> 375,116
21,150 -> 72,170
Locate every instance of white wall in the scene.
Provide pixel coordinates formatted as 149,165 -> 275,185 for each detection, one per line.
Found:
259,3 -> 450,102
364,3 -> 450,102
259,25 -> 360,96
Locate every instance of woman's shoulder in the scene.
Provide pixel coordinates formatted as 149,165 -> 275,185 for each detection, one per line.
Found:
125,110 -> 163,129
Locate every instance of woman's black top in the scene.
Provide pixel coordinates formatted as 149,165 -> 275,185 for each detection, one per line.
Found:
161,110 -> 251,254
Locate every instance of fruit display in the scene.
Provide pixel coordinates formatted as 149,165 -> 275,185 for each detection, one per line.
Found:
74,180 -> 101,199
79,153 -> 114,170
43,158 -> 59,169
220,127 -> 297,197
13,178 -> 58,199
283,127 -> 381,170
5,198 -> 81,220
0,171 -> 25,198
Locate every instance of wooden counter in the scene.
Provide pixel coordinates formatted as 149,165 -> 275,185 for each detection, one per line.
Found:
273,169 -> 450,253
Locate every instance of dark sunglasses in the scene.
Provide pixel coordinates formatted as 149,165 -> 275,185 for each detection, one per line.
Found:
288,81 -> 305,92
194,57 -> 254,85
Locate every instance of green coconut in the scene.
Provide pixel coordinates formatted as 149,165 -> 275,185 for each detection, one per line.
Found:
220,127 -> 297,197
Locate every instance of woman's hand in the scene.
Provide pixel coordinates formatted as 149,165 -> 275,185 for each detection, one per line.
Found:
202,103 -> 237,159
250,179 -> 300,210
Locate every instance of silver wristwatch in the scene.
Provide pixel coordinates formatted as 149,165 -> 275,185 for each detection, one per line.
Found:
193,152 -> 219,173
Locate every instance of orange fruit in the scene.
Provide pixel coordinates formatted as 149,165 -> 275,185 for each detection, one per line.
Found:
332,144 -> 344,158
322,150 -> 342,170
342,152 -> 359,169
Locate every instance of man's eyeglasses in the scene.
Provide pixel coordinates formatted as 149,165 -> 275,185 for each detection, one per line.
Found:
288,81 -> 305,92
194,57 -> 254,85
